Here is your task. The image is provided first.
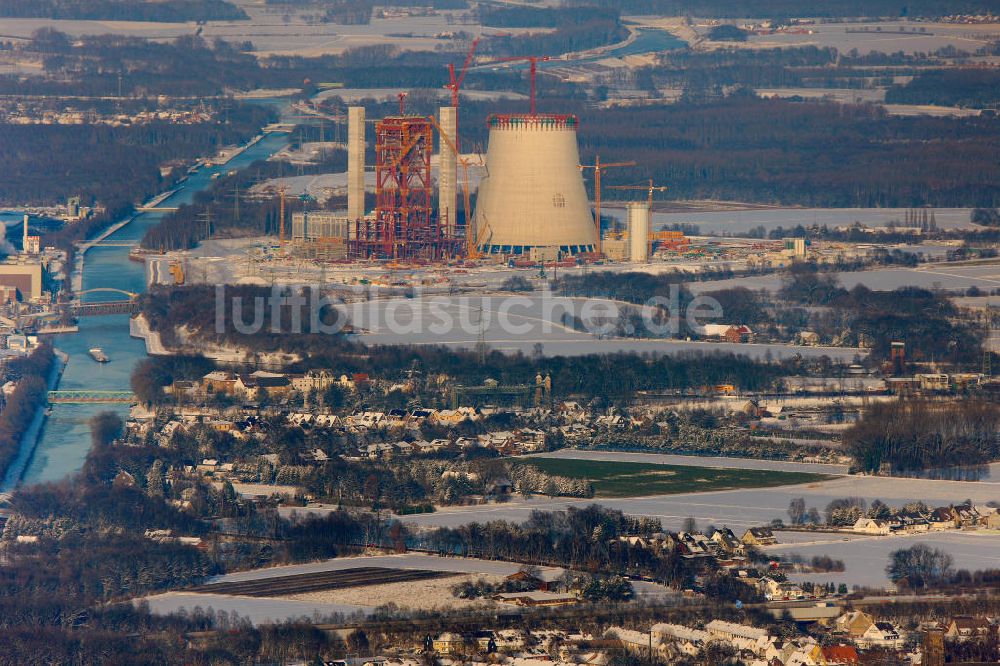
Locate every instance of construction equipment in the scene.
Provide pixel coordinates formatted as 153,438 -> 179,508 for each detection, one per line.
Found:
607,179 -> 668,209
488,55 -> 551,115
277,183 -> 287,246
446,37 -> 480,111
168,261 -> 185,286
349,115 -> 461,260
608,179 -> 669,255
428,114 -> 477,259
578,155 -> 636,255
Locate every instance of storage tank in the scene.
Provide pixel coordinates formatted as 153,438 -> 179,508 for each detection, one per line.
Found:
627,202 -> 649,262
473,114 -> 595,255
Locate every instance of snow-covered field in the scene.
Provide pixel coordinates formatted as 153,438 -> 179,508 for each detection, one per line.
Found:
773,530 -> 1000,589
142,553 -> 675,624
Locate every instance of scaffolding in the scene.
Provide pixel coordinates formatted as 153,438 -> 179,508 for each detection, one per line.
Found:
349,115 -> 462,260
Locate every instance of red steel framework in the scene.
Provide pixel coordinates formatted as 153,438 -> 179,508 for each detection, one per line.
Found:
349,116 -> 462,260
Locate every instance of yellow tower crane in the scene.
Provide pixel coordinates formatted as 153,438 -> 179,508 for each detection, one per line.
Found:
607,179 -> 669,256
579,155 -> 636,255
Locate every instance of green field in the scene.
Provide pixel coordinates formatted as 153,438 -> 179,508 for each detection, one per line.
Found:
518,458 -> 831,498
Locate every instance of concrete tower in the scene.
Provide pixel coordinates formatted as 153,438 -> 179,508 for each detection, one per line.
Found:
438,106 -> 457,236
473,114 -> 595,255
347,106 -> 366,226
627,202 -> 649,262
22,214 -> 28,252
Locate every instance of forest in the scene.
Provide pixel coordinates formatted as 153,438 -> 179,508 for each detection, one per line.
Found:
0,0 -> 247,21
886,68 -> 1000,108
0,105 -> 273,207
844,400 -> 1000,473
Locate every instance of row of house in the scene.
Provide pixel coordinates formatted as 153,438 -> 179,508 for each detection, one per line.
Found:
852,502 -> 1000,535
613,619 -> 861,665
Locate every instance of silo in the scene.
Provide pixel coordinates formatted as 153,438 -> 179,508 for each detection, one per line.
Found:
473,114 -> 595,255
438,106 -> 457,236
627,202 -> 649,262
347,106 -> 365,225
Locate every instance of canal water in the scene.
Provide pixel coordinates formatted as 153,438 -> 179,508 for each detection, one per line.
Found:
20,130 -> 291,485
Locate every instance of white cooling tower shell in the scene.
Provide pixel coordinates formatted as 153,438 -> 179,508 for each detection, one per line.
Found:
473,114 -> 595,255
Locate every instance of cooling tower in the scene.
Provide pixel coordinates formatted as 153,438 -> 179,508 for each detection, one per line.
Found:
438,106 -> 457,236
473,114 -> 595,255
627,202 -> 649,262
347,106 -> 365,225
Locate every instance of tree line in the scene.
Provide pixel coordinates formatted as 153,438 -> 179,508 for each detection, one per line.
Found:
0,344 -> 55,481
0,0 -> 247,21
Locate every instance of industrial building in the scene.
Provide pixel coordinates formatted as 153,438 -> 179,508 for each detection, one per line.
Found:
473,114 -> 596,256
346,106 -> 462,260
293,94 -> 620,262
0,261 -> 43,302
290,211 -> 349,259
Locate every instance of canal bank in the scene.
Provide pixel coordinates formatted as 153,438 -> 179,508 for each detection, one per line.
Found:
0,350 -> 68,492
22,124 -> 293,485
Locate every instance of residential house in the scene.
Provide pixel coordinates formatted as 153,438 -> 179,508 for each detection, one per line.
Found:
953,502 -> 981,527
724,324 -> 753,343
704,620 -> 770,652
202,371 -> 237,395
834,611 -> 875,639
711,527 -> 745,555
857,622 -> 903,649
760,577 -> 806,602
945,616 -> 994,641
251,371 -> 293,399
821,645 -> 860,664
929,507 -> 959,530
852,517 -> 893,535
741,527 -> 777,546
432,632 -> 463,655
676,532 -> 718,559
982,509 -> 1000,529
289,369 -> 335,394
650,624 -> 708,657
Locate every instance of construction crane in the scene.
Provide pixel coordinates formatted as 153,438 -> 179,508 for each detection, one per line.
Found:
608,179 -> 669,255
428,114 -> 482,259
489,55 -> 551,115
397,91 -> 408,115
446,37 -> 480,109
579,155 -> 636,255
445,37 -> 480,155
607,179 -> 668,209
277,183 -> 287,246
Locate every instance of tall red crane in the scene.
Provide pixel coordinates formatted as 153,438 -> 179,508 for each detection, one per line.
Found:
444,37 -> 480,153
446,37 -> 480,109
489,55 -> 551,115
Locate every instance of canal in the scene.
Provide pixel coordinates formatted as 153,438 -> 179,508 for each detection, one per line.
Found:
19,128 -> 291,485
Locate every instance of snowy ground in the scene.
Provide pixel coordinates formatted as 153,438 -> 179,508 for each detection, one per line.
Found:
142,552 -> 675,624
